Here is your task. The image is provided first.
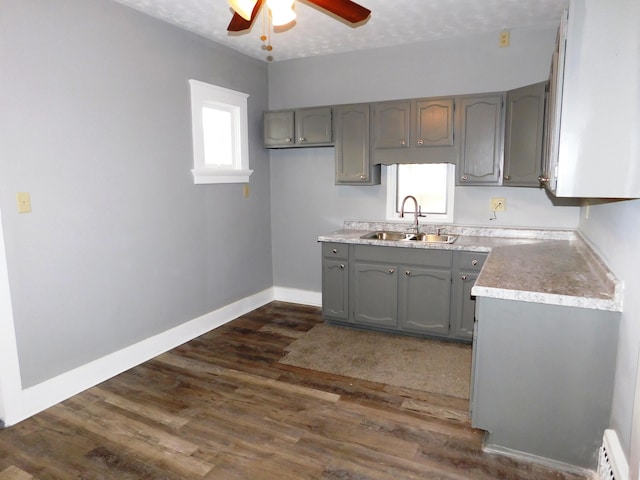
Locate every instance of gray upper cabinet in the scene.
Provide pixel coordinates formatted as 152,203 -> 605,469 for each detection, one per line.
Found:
457,95 -> 505,185
334,104 -> 381,185
503,82 -> 547,187
372,100 -> 410,149
264,107 -> 332,148
371,98 -> 458,165
414,99 -> 455,148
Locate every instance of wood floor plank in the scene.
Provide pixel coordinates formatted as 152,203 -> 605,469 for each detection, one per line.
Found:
0,301 -> 591,479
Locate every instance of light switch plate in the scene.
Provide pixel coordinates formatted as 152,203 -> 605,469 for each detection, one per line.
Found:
16,192 -> 32,213
490,197 -> 506,212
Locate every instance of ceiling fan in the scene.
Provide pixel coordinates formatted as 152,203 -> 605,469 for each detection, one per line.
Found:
227,0 -> 371,32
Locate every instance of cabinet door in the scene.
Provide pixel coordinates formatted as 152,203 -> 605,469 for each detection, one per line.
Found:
504,82 -> 547,187
322,259 -> 349,321
352,262 -> 398,328
451,271 -> 478,340
458,95 -> 504,185
372,101 -> 410,149
399,267 -> 451,335
414,99 -> 454,147
296,107 -> 332,145
334,104 -> 380,185
264,111 -> 295,147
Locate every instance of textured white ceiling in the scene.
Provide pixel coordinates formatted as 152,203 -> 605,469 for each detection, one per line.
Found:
112,0 -> 569,62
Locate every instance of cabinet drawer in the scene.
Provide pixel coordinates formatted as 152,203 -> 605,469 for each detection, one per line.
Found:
354,245 -> 452,268
457,252 -> 488,271
322,242 -> 349,259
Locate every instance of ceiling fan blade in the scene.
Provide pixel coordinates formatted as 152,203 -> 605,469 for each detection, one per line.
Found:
305,0 -> 371,24
227,0 -> 264,32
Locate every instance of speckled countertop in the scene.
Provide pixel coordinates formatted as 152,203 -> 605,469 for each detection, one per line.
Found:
318,221 -> 622,312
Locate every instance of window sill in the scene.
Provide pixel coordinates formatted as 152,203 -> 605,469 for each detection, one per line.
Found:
192,168 -> 253,184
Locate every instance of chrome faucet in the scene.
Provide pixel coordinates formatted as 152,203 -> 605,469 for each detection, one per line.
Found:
400,195 -> 424,233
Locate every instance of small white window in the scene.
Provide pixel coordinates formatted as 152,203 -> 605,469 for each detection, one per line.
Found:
386,163 -> 455,224
189,79 -> 253,184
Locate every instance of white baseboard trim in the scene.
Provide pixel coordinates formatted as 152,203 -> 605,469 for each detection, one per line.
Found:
602,428 -> 629,480
483,443 -> 596,478
2,288 -> 275,427
273,286 -> 321,307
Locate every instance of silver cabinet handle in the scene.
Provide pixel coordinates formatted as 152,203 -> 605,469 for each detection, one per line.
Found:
360,175 -> 366,180
538,176 -> 550,183
461,175 -> 468,181
400,140 -> 406,146
285,138 -> 292,143
299,137 -> 306,142
339,264 -> 345,269
388,268 -> 395,274
405,270 -> 411,276
461,275 -> 468,281
504,175 -> 511,180
472,260 -> 478,266
417,139 -> 424,146
332,248 -> 338,254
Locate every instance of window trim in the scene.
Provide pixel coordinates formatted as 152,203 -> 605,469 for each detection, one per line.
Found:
189,79 -> 253,184
385,164 -> 455,224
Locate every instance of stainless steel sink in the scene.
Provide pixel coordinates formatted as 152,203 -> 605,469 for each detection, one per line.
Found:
360,231 -> 414,241
360,231 -> 457,244
414,233 -> 457,243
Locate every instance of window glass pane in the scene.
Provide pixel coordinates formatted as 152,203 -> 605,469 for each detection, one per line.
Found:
396,164 -> 448,214
202,106 -> 233,167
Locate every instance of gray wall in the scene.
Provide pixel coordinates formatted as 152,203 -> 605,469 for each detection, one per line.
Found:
268,28 -> 582,293
0,0 -> 272,387
580,199 -> 640,459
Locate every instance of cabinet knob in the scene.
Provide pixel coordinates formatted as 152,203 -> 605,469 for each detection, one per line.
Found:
461,175 -> 468,181
504,175 -> 511,180
417,139 -> 424,146
360,175 -> 366,180
299,137 -> 306,142
400,140 -> 406,146
332,248 -> 338,254
339,264 -> 345,270
472,260 -> 478,266
388,268 -> 395,274
538,176 -> 550,184
286,138 -> 292,143
461,275 -> 468,281
405,270 -> 411,276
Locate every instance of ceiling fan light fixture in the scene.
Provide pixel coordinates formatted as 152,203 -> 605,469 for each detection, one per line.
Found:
228,0 -> 258,21
266,0 -> 296,27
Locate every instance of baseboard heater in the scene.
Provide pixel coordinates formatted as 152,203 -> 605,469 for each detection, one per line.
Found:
598,429 -> 629,480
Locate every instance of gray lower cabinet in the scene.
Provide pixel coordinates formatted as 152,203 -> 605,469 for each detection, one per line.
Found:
353,261 -> 398,328
471,297 -> 620,469
334,104 -> 381,185
503,82 -> 547,186
322,243 -> 460,339
457,94 -> 505,185
450,252 -> 487,340
398,266 -> 451,335
321,243 -> 349,321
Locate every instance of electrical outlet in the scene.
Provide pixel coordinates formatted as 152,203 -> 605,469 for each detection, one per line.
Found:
490,197 -> 506,212
499,30 -> 510,48
243,184 -> 250,198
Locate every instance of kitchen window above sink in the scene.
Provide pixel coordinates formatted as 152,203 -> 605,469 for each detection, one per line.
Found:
386,163 -> 455,224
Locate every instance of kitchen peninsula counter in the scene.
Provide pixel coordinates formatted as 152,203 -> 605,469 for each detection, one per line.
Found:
318,222 -> 621,312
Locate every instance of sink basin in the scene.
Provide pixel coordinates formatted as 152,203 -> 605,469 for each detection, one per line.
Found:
360,231 -> 458,244
360,231 -> 414,241
414,233 -> 457,244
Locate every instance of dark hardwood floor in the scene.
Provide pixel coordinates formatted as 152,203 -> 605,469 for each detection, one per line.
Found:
0,302 -> 591,479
